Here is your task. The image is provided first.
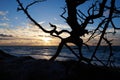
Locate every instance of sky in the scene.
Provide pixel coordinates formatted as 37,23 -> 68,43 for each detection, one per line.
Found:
0,0 -> 120,46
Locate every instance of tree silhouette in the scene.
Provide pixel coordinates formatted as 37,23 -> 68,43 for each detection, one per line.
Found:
16,0 -> 120,67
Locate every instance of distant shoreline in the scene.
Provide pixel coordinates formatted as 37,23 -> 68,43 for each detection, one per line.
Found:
0,46 -> 120,66
0,45 -> 120,47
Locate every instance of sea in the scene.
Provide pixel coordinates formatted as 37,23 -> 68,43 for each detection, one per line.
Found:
0,46 -> 120,67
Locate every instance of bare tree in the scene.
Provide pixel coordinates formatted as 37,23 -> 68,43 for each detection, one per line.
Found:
16,0 -> 120,67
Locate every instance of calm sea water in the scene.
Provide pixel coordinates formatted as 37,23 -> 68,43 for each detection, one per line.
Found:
0,46 -> 120,66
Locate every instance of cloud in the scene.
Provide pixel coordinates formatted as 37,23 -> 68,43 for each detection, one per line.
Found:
0,23 -> 9,27
54,23 -> 72,31
9,24 -> 43,38
0,22 -> 61,46
38,34 -> 53,38
0,11 -> 8,16
0,33 -> 14,41
0,33 -> 13,37
0,11 -> 9,21
26,21 -> 41,32
0,38 -> 13,40
38,21 -> 45,25
1,16 -> 9,21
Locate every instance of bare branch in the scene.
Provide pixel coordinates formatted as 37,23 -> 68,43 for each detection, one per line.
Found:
103,37 -> 113,66
77,12 -> 85,22
16,0 -> 63,40
49,23 -> 70,35
25,0 -> 46,10
16,0 -> 120,66
78,10 -> 87,18
17,0 -> 48,32
86,18 -> 107,42
111,20 -> 120,29
65,44 -> 80,59
88,4 -> 95,16
60,7 -> 67,20
82,0 -> 107,29
90,0 -> 115,62
94,56 -> 107,66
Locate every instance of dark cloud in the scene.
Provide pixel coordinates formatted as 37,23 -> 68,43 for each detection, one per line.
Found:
0,34 -> 13,37
38,35 -> 52,38
38,35 -> 44,37
0,38 -> 12,40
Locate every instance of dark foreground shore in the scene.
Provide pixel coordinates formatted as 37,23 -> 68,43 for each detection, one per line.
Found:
0,50 -> 120,80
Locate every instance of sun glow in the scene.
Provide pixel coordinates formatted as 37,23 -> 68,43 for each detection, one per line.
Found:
41,37 -> 52,43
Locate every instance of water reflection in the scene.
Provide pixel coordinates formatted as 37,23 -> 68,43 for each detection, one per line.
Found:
30,48 -> 52,60
0,46 -> 120,66
30,54 -> 51,60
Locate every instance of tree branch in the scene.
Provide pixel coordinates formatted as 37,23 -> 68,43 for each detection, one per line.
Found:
60,7 -> 67,20
90,0 -> 115,63
111,20 -> 120,29
25,0 -> 46,10
82,0 -> 107,29
103,37 -> 113,66
86,18 -> 107,42
17,0 -> 67,40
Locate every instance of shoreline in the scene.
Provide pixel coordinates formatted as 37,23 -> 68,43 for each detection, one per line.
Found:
1,50 -> 120,80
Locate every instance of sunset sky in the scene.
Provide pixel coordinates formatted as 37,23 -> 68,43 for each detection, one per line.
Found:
0,0 -> 120,46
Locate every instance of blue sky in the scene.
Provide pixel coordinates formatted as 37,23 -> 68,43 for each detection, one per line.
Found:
0,0 -> 67,46
0,0 -> 120,46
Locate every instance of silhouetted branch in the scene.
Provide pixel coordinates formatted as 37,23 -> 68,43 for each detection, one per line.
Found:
83,43 -> 90,51
26,0 -> 46,10
77,12 -> 85,20
49,23 -> 70,35
17,0 -> 120,66
90,0 -> 115,65
94,56 -> 107,66
17,0 -> 65,40
111,20 -> 120,29
60,7 -> 67,20
49,40 -> 64,61
17,0 -> 50,33
86,18 -> 107,42
65,44 -> 80,59
103,37 -> 113,66
82,0 -> 107,29
78,10 -> 87,18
